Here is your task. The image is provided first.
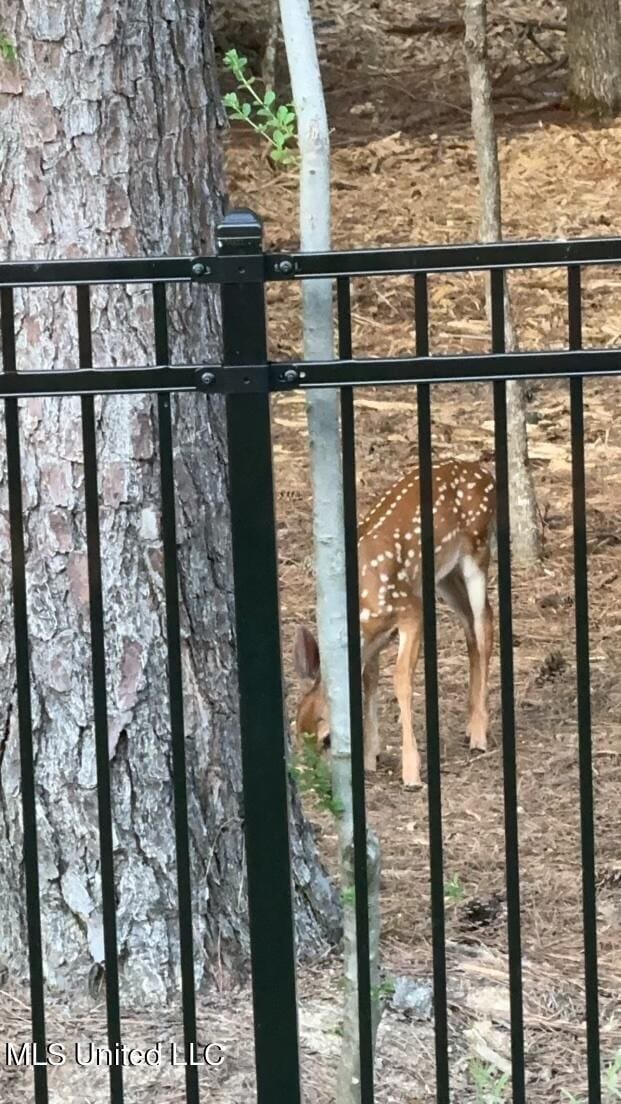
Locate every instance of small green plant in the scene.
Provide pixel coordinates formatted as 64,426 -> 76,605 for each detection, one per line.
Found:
561,1049 -> 621,1102
341,885 -> 355,907
0,35 -> 16,61
444,873 -> 466,906
222,48 -> 297,166
606,1051 -> 621,1098
290,735 -> 344,818
371,977 -> 395,1003
469,1058 -> 510,1104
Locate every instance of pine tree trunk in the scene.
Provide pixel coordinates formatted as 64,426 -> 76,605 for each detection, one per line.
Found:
0,0 -> 338,1003
463,0 -> 541,565
567,0 -> 621,116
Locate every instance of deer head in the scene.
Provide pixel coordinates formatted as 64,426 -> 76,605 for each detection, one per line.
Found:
293,625 -> 331,751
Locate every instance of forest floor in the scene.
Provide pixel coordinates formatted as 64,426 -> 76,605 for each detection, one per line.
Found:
4,1 -> 621,1102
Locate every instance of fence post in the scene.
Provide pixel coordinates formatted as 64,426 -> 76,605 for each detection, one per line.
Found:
218,209 -> 301,1104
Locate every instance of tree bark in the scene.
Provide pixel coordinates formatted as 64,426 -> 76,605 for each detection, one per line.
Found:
0,0 -> 338,1003
463,0 -> 541,565
262,0 -> 280,91
567,0 -> 621,116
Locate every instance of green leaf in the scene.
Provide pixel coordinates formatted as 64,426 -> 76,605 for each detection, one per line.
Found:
222,91 -> 239,108
223,48 -> 247,79
241,102 -> 251,118
272,129 -> 286,147
263,89 -> 276,107
0,36 -> 16,61
290,736 -> 342,816
444,874 -> 466,904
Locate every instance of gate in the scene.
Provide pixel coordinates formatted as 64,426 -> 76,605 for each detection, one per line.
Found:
0,208 -> 616,1103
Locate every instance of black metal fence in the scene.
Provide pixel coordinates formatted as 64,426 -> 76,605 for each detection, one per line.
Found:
0,208 -> 616,1103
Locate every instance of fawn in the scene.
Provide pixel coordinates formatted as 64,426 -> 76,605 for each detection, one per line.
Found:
294,459 -> 496,789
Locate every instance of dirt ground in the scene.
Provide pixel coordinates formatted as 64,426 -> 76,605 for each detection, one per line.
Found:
3,3 -> 621,1102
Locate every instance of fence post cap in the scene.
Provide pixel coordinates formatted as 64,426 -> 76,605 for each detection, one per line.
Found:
217,208 -> 263,243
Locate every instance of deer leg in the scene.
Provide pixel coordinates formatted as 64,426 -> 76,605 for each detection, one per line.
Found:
468,596 -> 493,751
394,614 -> 423,789
437,572 -> 478,745
362,651 -> 380,772
461,557 -> 493,752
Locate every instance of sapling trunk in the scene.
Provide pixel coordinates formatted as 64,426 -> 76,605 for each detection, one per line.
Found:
464,0 -> 541,565
262,0 -> 280,91
278,0 -> 381,1099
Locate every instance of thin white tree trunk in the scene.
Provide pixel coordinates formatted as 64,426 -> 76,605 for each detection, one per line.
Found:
278,1 -> 380,1100
464,0 -> 541,564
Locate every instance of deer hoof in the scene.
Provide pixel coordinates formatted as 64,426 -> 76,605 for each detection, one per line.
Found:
403,780 -> 425,792
468,741 -> 487,756
468,724 -> 488,754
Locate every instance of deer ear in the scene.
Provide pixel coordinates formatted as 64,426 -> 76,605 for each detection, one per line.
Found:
293,625 -> 320,681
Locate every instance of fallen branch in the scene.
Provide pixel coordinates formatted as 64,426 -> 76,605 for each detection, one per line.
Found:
385,15 -> 566,37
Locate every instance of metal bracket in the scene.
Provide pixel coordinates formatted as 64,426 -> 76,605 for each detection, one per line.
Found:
190,255 -> 266,284
266,256 -> 298,279
195,364 -> 270,394
189,260 -> 213,280
189,254 -> 297,283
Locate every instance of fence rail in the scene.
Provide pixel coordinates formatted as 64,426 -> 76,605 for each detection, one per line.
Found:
0,208 -> 613,1103
4,226 -> 621,289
